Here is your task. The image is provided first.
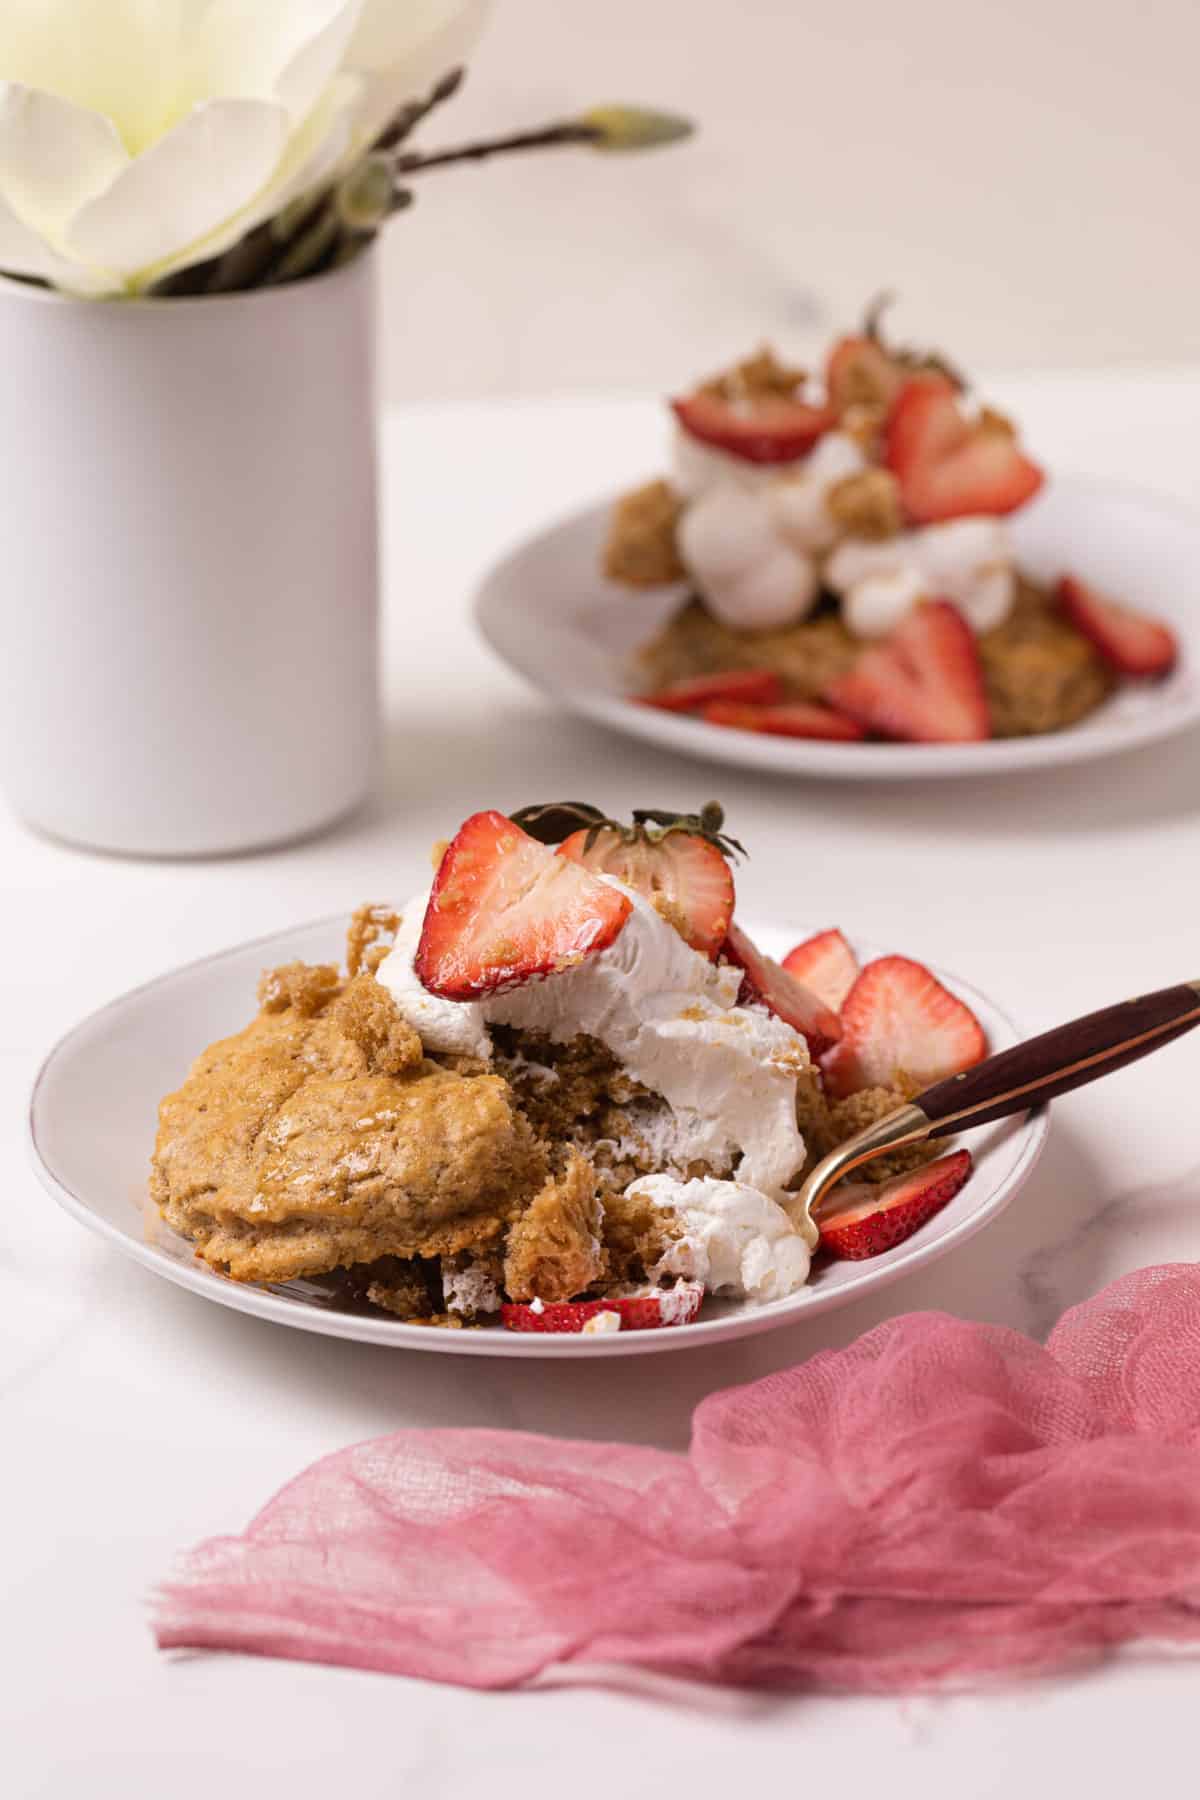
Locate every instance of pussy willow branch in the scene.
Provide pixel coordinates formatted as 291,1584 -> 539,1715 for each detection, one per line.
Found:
371,65 -> 466,152
148,95 -> 693,296
393,120 -> 600,176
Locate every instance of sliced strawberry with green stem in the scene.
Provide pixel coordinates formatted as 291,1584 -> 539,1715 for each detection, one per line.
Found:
817,1151 -> 974,1259
825,600 -> 991,744
558,803 -> 741,960
415,810 -> 632,1000
821,954 -> 988,1099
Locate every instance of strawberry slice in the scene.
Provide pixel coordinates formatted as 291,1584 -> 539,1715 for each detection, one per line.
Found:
885,377 -> 1044,523
817,1150 -> 974,1260
722,921 -> 841,1057
638,669 -> 784,713
501,1284 -> 704,1334
781,929 -> 861,1013
821,955 -> 987,1099
415,810 -> 632,1000
1057,574 -> 1178,678
825,334 -> 906,415
825,600 -> 991,743
700,699 -> 866,740
559,823 -> 734,959
672,390 -> 833,464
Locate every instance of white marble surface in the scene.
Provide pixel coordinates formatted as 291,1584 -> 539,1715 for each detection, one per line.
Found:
6,373 -> 1200,1795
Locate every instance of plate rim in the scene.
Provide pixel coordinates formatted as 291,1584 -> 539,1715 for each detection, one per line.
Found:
27,914 -> 1050,1359
474,473 -> 1200,780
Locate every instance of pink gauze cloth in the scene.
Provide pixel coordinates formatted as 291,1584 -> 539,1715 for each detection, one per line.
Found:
154,1263 -> 1200,1693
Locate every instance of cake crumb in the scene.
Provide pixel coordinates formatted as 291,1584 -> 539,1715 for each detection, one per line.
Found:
256,961 -> 340,1017
331,973 -> 423,1077
581,1309 -> 622,1335
346,904 -> 400,978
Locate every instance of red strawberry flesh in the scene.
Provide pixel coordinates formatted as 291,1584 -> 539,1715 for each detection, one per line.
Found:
722,921 -> 841,1057
558,825 -> 734,960
825,600 -> 991,744
415,810 -> 632,1000
638,669 -> 784,713
700,700 -> 866,740
672,390 -> 833,464
817,1150 -> 974,1259
1057,574 -> 1178,678
886,377 -> 1044,523
821,954 -> 987,1099
501,1284 -> 704,1333
782,929 -> 861,1013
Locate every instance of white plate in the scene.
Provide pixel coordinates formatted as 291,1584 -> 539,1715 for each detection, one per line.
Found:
27,916 -> 1047,1358
475,477 -> 1200,778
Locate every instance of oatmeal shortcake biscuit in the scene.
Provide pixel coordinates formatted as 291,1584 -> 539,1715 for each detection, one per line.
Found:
150,963 -> 546,1284
603,478 -> 686,587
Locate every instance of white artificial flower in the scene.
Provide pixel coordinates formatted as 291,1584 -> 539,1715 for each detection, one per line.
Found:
0,0 -> 489,296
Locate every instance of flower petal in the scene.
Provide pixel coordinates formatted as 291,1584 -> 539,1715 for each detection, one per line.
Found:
65,97 -> 290,279
0,84 -> 129,236
0,189 -> 108,294
187,0 -> 363,122
348,0 -> 490,141
0,1 -> 196,154
145,74 -> 361,286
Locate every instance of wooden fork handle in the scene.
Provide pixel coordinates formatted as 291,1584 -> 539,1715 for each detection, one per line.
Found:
916,981 -> 1200,1137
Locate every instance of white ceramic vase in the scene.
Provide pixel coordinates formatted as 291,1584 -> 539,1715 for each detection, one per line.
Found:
0,253 -> 379,856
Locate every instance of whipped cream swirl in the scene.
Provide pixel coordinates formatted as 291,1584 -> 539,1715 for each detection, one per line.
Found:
376,883 -> 812,1214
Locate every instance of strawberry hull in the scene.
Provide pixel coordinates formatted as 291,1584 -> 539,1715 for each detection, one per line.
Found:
558,822 -> 735,960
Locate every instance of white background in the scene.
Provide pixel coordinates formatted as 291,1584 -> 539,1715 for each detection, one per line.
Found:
380,0 -> 1200,401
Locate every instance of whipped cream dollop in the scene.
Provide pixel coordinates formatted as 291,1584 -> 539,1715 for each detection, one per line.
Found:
672,419 -> 1016,642
376,883 -> 811,1209
825,518 -> 1015,638
675,432 -> 866,632
631,1175 -> 813,1300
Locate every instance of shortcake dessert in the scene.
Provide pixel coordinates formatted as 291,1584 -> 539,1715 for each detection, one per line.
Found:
151,802 -> 988,1332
